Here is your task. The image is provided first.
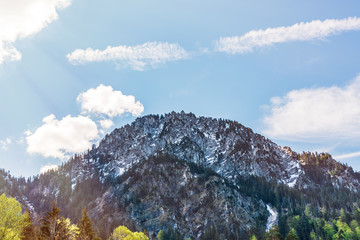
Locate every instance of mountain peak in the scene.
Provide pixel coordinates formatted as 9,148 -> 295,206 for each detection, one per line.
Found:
2,112 -> 360,239
91,111 -> 359,192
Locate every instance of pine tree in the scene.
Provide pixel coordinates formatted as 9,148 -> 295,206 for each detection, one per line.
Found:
21,209 -> 38,240
77,208 -> 97,240
340,208 -> 347,222
321,207 -> 328,221
250,234 -> 258,240
266,225 -> 283,240
285,228 -> 299,240
296,214 -> 311,240
39,201 -> 61,240
157,230 -> 165,240
200,224 -> 221,240
323,221 -> 335,239
55,217 -> 71,240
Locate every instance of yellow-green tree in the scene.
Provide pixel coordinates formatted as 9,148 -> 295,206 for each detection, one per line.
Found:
323,221 -> 335,239
250,234 -> 258,240
0,193 -> 28,240
109,225 -> 148,240
56,217 -> 79,240
266,225 -> 283,240
333,220 -> 354,240
285,228 -> 299,240
60,218 -> 79,240
350,220 -> 360,239
157,230 -> 164,240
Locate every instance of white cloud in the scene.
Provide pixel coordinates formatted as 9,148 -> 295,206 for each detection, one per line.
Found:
0,138 -> 11,151
0,0 -> 71,64
24,130 -> 32,136
66,42 -> 189,71
263,75 -> 360,142
334,151 -> 360,160
40,164 -> 58,174
26,114 -> 98,159
99,119 -> 114,129
77,84 -> 144,118
216,16 -> 360,54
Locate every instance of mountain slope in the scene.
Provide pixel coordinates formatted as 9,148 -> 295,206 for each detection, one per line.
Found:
94,111 -> 360,191
1,111 -> 360,239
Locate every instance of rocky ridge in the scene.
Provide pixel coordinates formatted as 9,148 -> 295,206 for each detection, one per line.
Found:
1,111 -> 360,239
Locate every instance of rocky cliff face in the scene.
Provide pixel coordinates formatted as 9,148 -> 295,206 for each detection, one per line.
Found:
93,111 -> 359,191
96,112 -> 300,186
1,111 -> 360,239
87,155 -> 268,239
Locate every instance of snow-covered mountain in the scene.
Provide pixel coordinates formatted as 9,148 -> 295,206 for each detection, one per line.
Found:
1,111 -> 360,239
93,111 -> 359,191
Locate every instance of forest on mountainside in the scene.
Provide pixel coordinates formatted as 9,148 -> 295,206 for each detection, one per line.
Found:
2,113 -> 360,239
2,190 -> 360,240
2,152 -> 360,240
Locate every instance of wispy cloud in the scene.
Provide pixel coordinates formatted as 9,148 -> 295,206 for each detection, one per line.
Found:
77,84 -> 144,118
0,0 -> 71,64
263,75 -> 360,141
0,138 -> 11,151
216,17 -> 360,54
67,42 -> 189,71
334,151 -> 360,160
26,114 -> 98,159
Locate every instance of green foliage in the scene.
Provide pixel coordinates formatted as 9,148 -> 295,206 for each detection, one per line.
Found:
21,209 -> 38,239
266,225 -> 283,240
250,234 -> 258,240
38,201 -> 80,240
323,221 -> 336,240
157,226 -> 183,240
109,225 -> 148,240
63,217 -> 80,240
157,230 -> 164,240
333,220 -> 354,240
77,208 -> 99,240
200,224 -> 221,240
321,207 -> 329,221
340,208 -> 347,222
56,217 -> 72,239
0,193 -> 28,240
3,150 -> 360,240
39,201 -> 61,239
296,214 -> 312,240
309,231 -> 318,240
285,228 -> 298,240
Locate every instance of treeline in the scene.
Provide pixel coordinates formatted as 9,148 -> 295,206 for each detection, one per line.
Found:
0,193 -> 149,240
3,190 -> 360,239
249,204 -> 360,240
233,174 -> 360,239
298,151 -> 360,181
2,150 -> 360,240
194,204 -> 360,240
0,192 -> 191,240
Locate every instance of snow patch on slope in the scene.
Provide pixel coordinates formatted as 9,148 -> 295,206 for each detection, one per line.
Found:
266,204 -> 278,231
286,159 -> 301,187
279,147 -> 302,187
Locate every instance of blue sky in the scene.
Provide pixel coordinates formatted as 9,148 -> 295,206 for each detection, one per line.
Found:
1,0 -> 360,177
